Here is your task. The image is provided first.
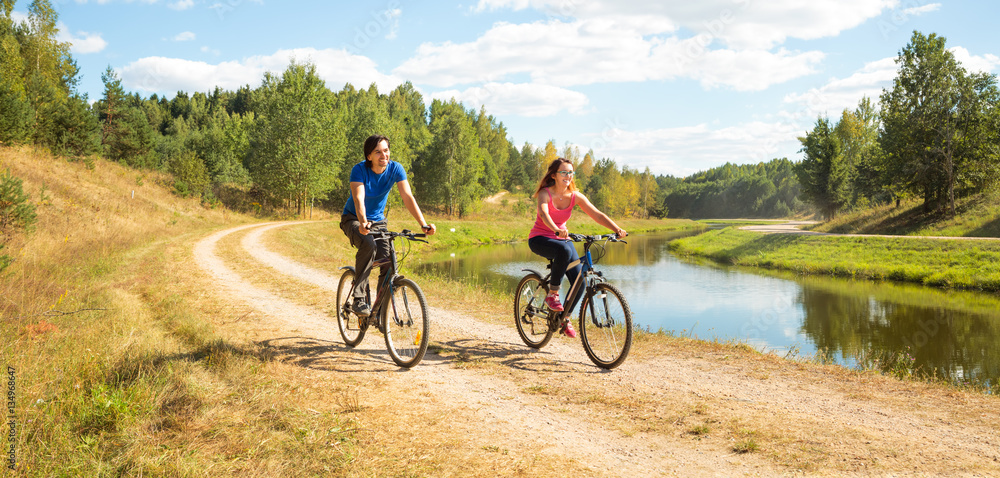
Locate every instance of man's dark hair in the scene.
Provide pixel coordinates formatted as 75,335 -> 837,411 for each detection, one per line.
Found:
363,134 -> 391,168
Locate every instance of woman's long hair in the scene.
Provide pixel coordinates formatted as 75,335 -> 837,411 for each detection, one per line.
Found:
363,134 -> 390,169
533,157 -> 576,197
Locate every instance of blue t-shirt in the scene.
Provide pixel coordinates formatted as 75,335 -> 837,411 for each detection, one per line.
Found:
342,161 -> 407,222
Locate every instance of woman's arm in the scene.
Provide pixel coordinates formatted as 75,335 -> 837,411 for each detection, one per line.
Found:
397,180 -> 436,235
536,189 -> 568,239
575,192 -> 627,237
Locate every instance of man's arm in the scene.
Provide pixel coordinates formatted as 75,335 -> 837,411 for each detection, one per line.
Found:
350,181 -> 371,235
397,180 -> 435,235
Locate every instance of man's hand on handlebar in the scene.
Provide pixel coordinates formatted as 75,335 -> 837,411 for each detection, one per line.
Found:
359,221 -> 373,235
421,224 -> 437,235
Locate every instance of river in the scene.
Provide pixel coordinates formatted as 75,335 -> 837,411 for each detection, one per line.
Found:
415,230 -> 1000,388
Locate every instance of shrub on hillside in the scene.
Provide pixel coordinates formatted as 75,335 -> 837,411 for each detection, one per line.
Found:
0,169 -> 37,272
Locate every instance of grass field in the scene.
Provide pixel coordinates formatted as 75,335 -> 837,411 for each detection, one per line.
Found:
669,227 -> 1000,292
5,145 -> 998,475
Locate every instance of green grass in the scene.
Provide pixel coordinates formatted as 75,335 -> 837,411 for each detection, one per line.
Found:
812,191 -> 1000,238
414,215 -> 701,249
670,227 -> 1000,292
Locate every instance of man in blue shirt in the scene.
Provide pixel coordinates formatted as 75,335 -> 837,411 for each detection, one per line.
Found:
340,134 -> 436,317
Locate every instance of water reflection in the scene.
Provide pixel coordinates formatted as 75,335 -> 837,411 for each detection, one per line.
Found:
416,231 -> 1000,386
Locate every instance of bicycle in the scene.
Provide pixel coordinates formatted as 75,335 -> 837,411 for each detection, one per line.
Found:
335,228 -> 430,368
513,233 -> 633,369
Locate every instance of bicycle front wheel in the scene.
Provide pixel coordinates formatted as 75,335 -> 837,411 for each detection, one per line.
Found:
383,277 -> 429,368
336,269 -> 367,347
579,282 -> 633,369
514,273 -> 554,349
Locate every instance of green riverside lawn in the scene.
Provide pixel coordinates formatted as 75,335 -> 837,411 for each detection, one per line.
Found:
669,227 -> 1000,292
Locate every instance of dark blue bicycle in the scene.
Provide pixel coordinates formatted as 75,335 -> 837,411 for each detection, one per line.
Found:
514,233 -> 633,369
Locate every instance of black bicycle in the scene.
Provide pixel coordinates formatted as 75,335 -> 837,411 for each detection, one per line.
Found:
513,233 -> 633,369
336,228 -> 430,368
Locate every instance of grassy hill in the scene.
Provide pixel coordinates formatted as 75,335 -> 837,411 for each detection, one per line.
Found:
809,192 -> 1000,237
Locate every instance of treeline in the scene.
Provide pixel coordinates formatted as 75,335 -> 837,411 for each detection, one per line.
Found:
656,158 -> 805,219
795,31 -> 1000,219
0,0 -> 668,219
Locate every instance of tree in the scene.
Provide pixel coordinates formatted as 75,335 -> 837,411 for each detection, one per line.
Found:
19,0 -> 79,146
795,117 -> 850,220
878,31 -> 992,215
0,9 -> 31,144
246,61 -> 345,214
419,99 -> 486,216
98,68 -> 156,166
0,169 -> 37,272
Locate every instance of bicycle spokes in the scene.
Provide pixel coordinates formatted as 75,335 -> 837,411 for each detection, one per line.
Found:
383,278 -> 429,368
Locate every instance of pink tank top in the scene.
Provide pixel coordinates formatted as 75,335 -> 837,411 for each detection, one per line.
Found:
529,188 -> 575,239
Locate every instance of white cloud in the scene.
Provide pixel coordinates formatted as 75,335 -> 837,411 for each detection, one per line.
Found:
581,55 -> 910,176
55,22 -> 108,54
168,0 -> 195,10
200,46 -> 221,55
395,19 -> 824,91
902,3 -> 940,16
783,57 -> 897,119
950,47 -> 1000,74
172,31 -> 196,42
384,7 -> 402,40
118,48 -> 404,96
474,0 -> 897,49
586,120 -> 804,177
430,82 -> 590,117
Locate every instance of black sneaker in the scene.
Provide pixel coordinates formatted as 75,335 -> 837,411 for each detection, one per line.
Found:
352,298 -> 371,317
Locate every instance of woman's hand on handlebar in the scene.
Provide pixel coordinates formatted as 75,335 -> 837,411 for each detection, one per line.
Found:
556,228 -> 570,240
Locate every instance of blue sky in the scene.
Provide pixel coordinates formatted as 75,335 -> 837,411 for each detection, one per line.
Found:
14,0 -> 1000,177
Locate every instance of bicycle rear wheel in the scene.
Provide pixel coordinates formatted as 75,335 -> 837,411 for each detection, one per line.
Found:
514,273 -> 554,349
383,277 -> 429,368
579,282 -> 633,369
336,269 -> 367,347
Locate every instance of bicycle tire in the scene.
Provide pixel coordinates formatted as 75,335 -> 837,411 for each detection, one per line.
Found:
514,273 -> 554,349
383,277 -> 429,368
579,282 -> 633,369
336,269 -> 367,347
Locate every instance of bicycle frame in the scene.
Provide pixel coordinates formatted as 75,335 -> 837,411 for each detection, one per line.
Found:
515,233 -> 632,369
522,236 -> 606,323
362,231 -> 405,326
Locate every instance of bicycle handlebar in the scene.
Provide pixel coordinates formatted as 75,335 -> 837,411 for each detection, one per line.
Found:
369,228 -> 429,243
567,232 -> 627,244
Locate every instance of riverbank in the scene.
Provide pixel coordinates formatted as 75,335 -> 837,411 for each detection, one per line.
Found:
415,215 -> 703,249
668,226 -> 1000,292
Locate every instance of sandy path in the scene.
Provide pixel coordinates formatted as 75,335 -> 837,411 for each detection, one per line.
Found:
194,221 -> 1000,477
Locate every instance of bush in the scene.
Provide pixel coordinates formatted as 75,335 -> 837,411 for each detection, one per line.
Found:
0,169 -> 37,272
0,168 -> 36,236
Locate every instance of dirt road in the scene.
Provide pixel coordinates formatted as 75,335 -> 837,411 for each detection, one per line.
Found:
193,222 -> 1000,477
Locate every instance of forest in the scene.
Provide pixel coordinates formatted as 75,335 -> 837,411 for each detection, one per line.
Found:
2,1 -> 998,225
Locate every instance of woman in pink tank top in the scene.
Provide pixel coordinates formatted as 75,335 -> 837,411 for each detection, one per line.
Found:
527,158 -> 627,338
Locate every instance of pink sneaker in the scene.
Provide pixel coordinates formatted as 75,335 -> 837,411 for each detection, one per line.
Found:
561,320 -> 577,338
544,294 -> 564,311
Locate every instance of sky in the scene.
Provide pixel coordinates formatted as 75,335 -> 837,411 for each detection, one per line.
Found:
13,0 -> 1000,177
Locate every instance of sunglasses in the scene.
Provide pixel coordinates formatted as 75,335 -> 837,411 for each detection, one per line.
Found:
557,171 -> 575,176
